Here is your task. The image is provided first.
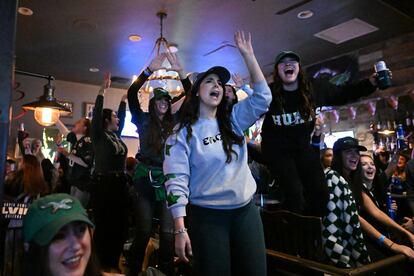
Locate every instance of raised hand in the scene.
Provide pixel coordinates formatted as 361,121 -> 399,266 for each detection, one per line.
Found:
148,53 -> 166,72
234,30 -> 254,56
232,73 -> 244,88
166,52 -> 182,72
121,94 -> 128,102
102,72 -> 111,89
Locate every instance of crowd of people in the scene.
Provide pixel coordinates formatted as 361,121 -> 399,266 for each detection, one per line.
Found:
2,30 -> 414,276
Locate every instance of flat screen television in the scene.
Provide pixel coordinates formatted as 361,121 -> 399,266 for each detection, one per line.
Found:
121,111 -> 139,138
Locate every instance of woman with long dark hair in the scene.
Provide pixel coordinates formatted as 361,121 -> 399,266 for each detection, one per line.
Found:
90,73 -> 128,272
326,137 -> 414,271
3,154 -> 49,276
126,54 -> 190,275
164,31 -> 271,275
261,51 -> 379,216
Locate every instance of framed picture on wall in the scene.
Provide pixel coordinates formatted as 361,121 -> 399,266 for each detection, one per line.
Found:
58,100 -> 74,118
84,102 -> 95,119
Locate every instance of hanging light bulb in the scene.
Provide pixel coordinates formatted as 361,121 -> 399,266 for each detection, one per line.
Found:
22,79 -> 70,127
34,107 -> 60,126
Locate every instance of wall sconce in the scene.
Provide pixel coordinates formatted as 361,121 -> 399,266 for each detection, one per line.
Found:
17,70 -> 70,126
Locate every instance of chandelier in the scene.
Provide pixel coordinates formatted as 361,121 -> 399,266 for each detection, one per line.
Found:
139,11 -> 183,97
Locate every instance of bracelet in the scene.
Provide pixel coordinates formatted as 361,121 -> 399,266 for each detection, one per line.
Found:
174,228 -> 187,235
377,234 -> 386,246
143,67 -> 153,77
389,242 -> 395,249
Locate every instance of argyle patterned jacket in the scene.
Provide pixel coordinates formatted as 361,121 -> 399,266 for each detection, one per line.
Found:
322,170 -> 371,268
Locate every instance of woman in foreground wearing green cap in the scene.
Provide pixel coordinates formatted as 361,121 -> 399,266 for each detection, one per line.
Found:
23,193 -> 123,276
260,51 -> 380,217
164,30 -> 271,275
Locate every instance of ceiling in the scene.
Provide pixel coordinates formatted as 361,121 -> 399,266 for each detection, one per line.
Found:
15,0 -> 414,88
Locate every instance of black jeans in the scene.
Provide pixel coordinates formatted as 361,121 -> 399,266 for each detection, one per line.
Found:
188,201 -> 267,276
127,177 -> 174,275
267,147 -> 328,216
92,173 -> 129,271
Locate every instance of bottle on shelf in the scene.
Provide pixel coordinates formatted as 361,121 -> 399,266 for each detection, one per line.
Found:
396,124 -> 408,151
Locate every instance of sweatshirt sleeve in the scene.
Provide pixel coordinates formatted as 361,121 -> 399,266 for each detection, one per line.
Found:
240,84 -> 254,97
163,129 -> 191,218
231,80 -> 272,131
314,78 -> 377,107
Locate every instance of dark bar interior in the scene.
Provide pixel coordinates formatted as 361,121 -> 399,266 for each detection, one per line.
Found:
2,1 -> 414,275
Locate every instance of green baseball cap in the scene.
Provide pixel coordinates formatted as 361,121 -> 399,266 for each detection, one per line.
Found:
274,51 -> 301,65
153,87 -> 172,101
23,193 -> 94,246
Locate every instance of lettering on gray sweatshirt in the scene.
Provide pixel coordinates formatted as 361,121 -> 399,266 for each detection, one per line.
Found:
163,81 -> 271,218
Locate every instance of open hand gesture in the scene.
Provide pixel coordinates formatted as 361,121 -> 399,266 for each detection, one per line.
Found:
234,31 -> 254,56
148,53 -> 166,72
166,52 -> 183,72
232,73 -> 244,88
102,72 -> 111,89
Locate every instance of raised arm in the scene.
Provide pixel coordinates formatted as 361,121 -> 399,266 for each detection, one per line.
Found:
231,31 -> 272,131
314,73 -> 378,107
166,52 -> 192,115
91,73 -> 111,140
55,119 -> 70,137
127,54 -> 166,125
116,94 -> 127,137
232,73 -> 254,97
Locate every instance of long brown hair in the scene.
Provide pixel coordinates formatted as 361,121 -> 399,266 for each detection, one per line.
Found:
147,97 -> 174,155
331,149 -> 364,207
77,117 -> 91,137
176,77 -> 243,163
272,67 -> 315,120
22,155 -> 48,196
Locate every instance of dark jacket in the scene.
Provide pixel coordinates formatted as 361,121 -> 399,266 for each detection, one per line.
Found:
261,78 -> 376,154
91,95 -> 128,174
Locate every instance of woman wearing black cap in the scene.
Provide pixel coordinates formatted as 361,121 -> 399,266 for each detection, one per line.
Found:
163,31 -> 271,276
126,54 -> 192,275
324,137 -> 414,270
261,51 -> 380,216
90,73 -> 128,272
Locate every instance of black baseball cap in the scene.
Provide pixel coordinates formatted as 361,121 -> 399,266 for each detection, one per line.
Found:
191,66 -> 231,94
153,87 -> 172,101
333,137 -> 367,152
274,51 -> 301,65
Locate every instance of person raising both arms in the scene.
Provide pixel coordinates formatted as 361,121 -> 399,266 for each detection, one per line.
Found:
163,30 -> 271,276
261,51 -> 382,216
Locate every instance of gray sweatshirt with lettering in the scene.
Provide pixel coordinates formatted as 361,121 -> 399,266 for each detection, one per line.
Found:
163,81 -> 271,218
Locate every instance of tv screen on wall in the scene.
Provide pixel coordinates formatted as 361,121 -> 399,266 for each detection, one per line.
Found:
121,111 -> 138,138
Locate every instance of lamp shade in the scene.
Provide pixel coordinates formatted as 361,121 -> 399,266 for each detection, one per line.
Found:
22,84 -> 70,126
